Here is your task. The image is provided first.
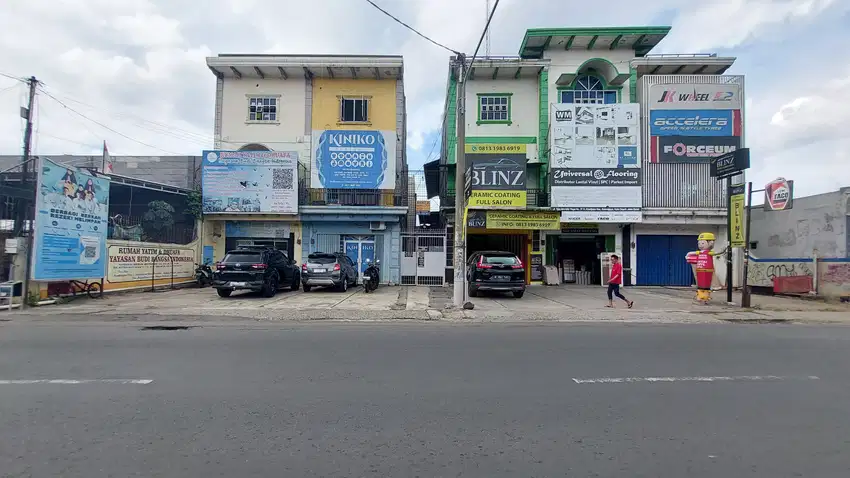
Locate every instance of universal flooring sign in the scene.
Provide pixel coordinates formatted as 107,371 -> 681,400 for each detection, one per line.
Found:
465,152 -> 527,208
550,103 -> 642,222
201,150 -> 298,214
312,130 -> 396,189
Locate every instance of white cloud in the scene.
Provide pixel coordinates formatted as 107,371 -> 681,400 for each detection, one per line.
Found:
0,0 -> 847,195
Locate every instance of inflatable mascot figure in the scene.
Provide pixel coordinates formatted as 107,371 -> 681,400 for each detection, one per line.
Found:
685,232 -> 721,304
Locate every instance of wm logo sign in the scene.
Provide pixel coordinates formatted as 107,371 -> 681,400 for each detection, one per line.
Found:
555,109 -> 573,122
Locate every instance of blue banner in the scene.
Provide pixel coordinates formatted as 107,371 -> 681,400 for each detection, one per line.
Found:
650,110 -> 734,136
312,130 -> 395,189
201,150 -> 299,214
32,158 -> 110,281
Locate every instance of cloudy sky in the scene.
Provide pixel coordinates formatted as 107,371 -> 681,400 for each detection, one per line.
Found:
1,0 -> 848,197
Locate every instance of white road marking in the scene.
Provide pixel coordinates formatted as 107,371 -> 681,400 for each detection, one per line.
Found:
0,379 -> 153,385
572,375 -> 820,384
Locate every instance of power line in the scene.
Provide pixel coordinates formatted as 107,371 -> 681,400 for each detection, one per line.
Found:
37,132 -> 102,150
363,0 -> 460,55
464,0 -> 500,83
0,71 -> 26,83
38,87 -> 180,155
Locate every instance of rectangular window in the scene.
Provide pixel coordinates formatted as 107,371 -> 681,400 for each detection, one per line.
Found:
477,94 -> 511,123
340,97 -> 369,122
559,90 -> 618,104
248,96 -> 277,121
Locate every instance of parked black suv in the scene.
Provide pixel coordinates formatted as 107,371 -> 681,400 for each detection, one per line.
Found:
301,252 -> 358,292
466,251 -> 526,298
213,247 -> 300,298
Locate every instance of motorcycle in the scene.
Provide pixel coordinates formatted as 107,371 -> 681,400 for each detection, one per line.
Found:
195,263 -> 213,288
362,259 -> 381,293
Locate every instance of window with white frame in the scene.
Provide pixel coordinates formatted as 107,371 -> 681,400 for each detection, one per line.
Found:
559,75 -> 617,104
478,94 -> 511,123
248,96 -> 278,121
340,96 -> 369,123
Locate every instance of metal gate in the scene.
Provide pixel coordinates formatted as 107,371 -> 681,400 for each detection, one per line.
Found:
401,230 -> 446,286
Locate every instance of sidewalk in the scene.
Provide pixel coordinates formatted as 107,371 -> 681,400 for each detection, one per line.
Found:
3,284 -> 849,325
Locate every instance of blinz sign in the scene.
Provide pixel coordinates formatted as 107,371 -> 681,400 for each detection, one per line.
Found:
466,153 -> 527,208
710,148 -> 750,179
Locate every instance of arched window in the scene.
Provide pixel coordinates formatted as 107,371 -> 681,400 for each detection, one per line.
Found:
238,143 -> 271,152
560,74 -> 618,105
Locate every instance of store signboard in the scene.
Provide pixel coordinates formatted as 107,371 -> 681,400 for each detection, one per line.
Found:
466,210 -> 560,230
648,83 -> 743,110
729,184 -> 746,248
107,245 -> 195,283
465,152 -> 527,208
655,136 -> 741,163
312,129 -> 396,189
549,103 -> 642,222
31,157 -> 110,281
202,150 -> 298,214
764,178 -> 794,211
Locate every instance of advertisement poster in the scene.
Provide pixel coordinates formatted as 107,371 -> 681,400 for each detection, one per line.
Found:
648,84 -> 743,110
201,150 -> 298,214
465,151 -> 527,208
311,130 -> 396,189
31,157 -> 110,281
656,136 -> 741,163
107,245 -> 195,283
550,103 -> 642,222
729,184 -> 746,248
764,178 -> 794,211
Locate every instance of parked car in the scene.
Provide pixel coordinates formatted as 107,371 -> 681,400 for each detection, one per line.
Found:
212,247 -> 300,298
302,252 -> 358,292
466,250 -> 526,298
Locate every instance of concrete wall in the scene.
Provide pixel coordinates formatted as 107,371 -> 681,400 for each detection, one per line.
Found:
745,256 -> 850,299
0,155 -> 198,189
749,189 -> 850,259
464,78 -> 540,160
218,76 -> 308,151
544,49 -> 636,105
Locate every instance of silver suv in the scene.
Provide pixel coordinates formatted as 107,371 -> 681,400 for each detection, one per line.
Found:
301,252 -> 358,292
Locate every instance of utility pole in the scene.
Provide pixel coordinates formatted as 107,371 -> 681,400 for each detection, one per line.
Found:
452,54 -> 467,308
725,179 -> 734,304
19,76 -> 38,309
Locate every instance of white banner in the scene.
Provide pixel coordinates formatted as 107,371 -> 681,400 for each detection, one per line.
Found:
107,245 -> 195,283
550,103 -> 642,222
648,83 -> 743,110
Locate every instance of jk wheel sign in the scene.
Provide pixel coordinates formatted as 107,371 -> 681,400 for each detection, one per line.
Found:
764,178 -> 794,211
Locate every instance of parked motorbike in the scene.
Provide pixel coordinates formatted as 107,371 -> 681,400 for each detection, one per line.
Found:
195,263 -> 213,288
363,259 -> 381,293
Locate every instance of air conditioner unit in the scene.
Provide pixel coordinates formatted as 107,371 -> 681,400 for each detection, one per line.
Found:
370,221 -> 386,231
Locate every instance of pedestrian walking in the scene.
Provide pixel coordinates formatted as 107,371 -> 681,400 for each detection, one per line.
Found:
606,254 -> 634,309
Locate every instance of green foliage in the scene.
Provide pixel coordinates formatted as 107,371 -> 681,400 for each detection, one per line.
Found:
185,188 -> 202,220
142,200 -> 175,242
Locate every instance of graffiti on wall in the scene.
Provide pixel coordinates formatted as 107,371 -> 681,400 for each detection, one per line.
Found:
747,259 -> 814,288
823,263 -> 850,285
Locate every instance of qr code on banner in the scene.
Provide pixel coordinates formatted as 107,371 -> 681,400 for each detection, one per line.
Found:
272,168 -> 293,190
84,246 -> 97,258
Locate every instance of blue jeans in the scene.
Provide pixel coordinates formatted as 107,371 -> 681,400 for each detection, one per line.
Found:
607,283 -> 627,301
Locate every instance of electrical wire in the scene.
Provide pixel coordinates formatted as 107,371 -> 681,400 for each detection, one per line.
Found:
363,0 -> 460,55
37,87 -> 180,155
0,71 -> 26,83
464,0 -> 500,83
37,132 -> 103,150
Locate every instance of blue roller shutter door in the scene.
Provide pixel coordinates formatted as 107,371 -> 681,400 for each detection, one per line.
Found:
636,235 -> 697,286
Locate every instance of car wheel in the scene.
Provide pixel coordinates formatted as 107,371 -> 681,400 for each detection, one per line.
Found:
216,289 -> 232,298
468,282 -> 478,297
339,276 -> 348,292
263,274 -> 278,298
512,290 -> 525,299
303,284 -> 312,292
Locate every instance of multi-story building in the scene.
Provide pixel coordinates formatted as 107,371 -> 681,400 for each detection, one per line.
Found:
204,55 -> 408,284
429,26 -> 744,287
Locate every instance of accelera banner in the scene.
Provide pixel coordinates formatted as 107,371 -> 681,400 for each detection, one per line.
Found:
107,245 -> 195,283
32,157 -> 110,281
654,136 -> 741,163
202,150 -> 298,214
466,152 -> 527,208
312,130 -> 396,189
649,83 -> 743,110
650,109 -> 741,137
549,103 -> 642,222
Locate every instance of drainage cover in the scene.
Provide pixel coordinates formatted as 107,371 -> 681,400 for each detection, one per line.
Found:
140,326 -> 194,331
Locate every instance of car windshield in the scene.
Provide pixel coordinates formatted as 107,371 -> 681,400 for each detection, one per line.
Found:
308,253 -> 337,264
222,252 -> 262,263
483,255 -> 518,265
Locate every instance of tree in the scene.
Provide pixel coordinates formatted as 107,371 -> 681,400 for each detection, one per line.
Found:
142,200 -> 175,243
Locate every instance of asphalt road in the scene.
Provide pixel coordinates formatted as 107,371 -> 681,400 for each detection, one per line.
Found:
2,321 -> 850,477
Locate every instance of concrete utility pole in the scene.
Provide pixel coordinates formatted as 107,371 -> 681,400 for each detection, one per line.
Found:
452,54 -> 467,308
19,76 -> 38,309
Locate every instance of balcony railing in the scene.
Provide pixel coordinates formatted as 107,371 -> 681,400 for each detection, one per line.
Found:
443,189 -> 550,208
300,188 -> 405,207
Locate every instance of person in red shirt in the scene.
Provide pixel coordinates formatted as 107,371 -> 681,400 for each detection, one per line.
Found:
606,254 -> 634,308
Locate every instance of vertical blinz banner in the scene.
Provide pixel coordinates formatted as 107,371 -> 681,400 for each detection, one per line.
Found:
465,153 -> 527,208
